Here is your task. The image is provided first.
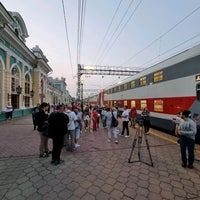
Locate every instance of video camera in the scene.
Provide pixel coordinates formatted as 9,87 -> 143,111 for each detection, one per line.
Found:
135,117 -> 144,127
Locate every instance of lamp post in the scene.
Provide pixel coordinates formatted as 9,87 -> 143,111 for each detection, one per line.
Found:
30,90 -> 34,98
16,86 -> 22,95
80,80 -> 84,111
16,86 -> 22,109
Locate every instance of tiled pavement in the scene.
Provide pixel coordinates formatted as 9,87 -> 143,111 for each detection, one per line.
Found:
1,115 -> 200,200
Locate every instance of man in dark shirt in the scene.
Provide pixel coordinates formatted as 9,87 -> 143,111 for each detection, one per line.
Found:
48,104 -> 69,165
32,103 -> 40,130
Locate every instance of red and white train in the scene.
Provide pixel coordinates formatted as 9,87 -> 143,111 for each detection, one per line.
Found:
94,44 -> 200,133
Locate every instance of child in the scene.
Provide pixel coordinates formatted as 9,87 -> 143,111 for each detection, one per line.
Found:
83,110 -> 90,133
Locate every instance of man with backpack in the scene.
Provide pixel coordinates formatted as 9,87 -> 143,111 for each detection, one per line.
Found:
105,107 -> 118,144
35,102 -> 50,158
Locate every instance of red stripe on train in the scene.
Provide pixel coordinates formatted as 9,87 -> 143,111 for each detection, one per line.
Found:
103,96 -> 196,115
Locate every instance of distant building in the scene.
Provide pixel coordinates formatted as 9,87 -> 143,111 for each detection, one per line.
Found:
0,2 -> 72,120
47,77 -> 71,105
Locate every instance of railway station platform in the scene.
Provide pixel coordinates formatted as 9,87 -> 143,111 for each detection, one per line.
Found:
0,115 -> 200,200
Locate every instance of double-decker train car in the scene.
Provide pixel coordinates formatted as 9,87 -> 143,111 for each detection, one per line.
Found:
101,44 -> 200,134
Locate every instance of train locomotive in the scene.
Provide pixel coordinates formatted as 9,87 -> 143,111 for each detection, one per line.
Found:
99,44 -> 200,139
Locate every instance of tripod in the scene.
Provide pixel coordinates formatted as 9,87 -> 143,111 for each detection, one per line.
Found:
195,145 -> 200,162
128,124 -> 153,166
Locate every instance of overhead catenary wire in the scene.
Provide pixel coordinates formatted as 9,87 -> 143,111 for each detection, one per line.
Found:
98,0 -> 143,65
95,0 -> 136,65
92,0 -> 124,64
121,4 -> 200,66
77,0 -> 87,65
136,32 -> 200,70
61,0 -> 74,77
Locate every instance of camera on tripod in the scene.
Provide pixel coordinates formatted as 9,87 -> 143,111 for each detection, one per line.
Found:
135,117 -> 144,127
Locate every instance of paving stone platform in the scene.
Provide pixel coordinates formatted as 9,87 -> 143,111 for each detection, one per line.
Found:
0,115 -> 200,200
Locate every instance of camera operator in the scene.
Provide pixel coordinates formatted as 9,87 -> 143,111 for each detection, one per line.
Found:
141,107 -> 150,134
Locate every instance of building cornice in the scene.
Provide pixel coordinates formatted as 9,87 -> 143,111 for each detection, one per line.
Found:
0,24 -> 36,63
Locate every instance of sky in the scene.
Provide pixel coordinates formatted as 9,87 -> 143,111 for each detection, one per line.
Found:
1,0 -> 200,97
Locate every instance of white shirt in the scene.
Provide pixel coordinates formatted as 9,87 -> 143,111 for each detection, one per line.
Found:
6,105 -> 13,112
66,110 -> 77,130
84,115 -> 90,121
122,109 -> 129,122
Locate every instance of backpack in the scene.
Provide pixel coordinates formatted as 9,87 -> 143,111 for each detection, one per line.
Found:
34,111 -> 40,126
112,112 -> 118,127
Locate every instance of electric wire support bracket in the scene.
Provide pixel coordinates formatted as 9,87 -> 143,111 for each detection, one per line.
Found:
76,64 -> 141,100
128,121 -> 154,167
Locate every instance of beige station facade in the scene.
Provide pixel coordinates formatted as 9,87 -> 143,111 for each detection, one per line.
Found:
0,3 -> 72,120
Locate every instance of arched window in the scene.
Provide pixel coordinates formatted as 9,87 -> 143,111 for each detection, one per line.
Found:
24,74 -> 30,107
11,66 -> 20,109
25,74 -> 30,95
0,61 -> 2,110
11,66 -> 20,92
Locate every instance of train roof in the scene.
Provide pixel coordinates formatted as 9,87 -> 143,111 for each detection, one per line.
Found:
105,43 -> 200,89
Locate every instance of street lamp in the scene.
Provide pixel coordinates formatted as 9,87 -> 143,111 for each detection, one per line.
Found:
16,85 -> 22,109
16,86 -> 22,95
30,90 -> 34,98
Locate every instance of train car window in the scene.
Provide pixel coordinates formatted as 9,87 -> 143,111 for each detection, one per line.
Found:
154,71 -> 163,82
118,85 -> 121,92
196,83 -> 200,101
131,81 -> 135,88
124,83 -> 127,90
131,100 -> 136,107
114,87 -> 117,93
124,101 -> 127,106
140,77 -> 146,86
140,100 -> 147,109
154,99 -> 164,112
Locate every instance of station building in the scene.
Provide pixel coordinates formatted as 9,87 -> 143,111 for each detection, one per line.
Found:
0,3 -> 71,120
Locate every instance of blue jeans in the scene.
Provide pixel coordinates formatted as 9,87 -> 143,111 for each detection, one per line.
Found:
66,130 -> 75,151
180,136 -> 195,165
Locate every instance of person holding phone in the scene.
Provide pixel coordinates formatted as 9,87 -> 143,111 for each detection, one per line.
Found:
178,110 -> 197,169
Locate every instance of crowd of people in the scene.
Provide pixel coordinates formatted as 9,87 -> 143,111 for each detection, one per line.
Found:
32,103 -> 154,166
33,102 -> 122,166
32,102 -> 199,169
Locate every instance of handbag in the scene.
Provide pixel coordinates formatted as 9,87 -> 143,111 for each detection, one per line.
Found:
38,123 -> 50,137
42,124 -> 49,137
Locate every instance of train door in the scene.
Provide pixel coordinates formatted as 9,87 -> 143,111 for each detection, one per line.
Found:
195,83 -> 200,143
197,83 -> 200,101
192,82 -> 200,122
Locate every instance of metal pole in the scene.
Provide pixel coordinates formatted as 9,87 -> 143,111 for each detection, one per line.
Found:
77,64 -> 81,100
